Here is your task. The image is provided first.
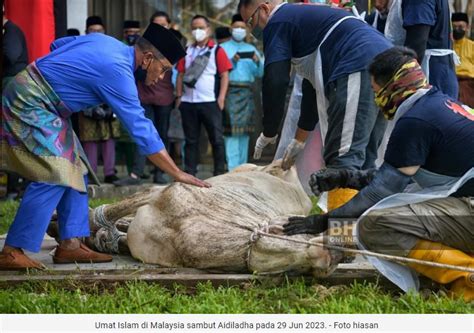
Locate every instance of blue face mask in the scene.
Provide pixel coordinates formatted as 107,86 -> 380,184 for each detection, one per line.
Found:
126,34 -> 140,45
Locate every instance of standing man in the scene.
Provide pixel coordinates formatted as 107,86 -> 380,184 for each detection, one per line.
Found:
115,20 -> 143,174
176,15 -> 232,176
3,4 -> 28,87
452,12 -> 474,107
221,14 -> 263,170
239,0 -> 391,208
3,4 -> 29,200
284,47 -> 474,301
78,16 -> 120,184
365,0 -> 388,33
123,20 -> 141,45
402,0 -> 458,99
0,23 -> 209,270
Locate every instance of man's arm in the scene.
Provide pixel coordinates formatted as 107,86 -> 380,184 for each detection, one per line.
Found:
175,72 -> 184,108
298,78 -> 318,132
262,60 -> 292,137
404,25 -> 431,62
217,71 -> 229,110
283,163 -> 416,235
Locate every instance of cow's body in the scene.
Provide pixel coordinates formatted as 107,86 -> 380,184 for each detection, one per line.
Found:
90,163 -> 337,275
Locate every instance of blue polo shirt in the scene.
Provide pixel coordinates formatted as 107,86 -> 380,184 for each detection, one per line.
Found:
36,33 -> 164,155
263,4 -> 392,85
385,88 -> 474,196
402,0 -> 458,98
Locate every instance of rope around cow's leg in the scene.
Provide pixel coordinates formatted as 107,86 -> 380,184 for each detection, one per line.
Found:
92,205 -> 122,254
257,231 -> 474,274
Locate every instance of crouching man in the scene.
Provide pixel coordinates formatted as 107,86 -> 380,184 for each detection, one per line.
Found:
284,47 -> 474,301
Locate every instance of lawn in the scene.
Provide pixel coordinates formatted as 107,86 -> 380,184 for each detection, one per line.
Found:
0,280 -> 472,314
0,198 -> 473,314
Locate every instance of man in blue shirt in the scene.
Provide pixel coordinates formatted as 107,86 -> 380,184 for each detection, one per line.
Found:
284,47 -> 474,301
239,0 -> 392,208
0,23 -> 210,270
221,14 -> 264,170
402,0 -> 458,99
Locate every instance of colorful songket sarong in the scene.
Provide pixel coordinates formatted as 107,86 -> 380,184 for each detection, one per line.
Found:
1,62 -> 95,192
223,83 -> 255,136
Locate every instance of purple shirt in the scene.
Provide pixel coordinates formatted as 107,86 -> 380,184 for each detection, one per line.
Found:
137,71 -> 174,106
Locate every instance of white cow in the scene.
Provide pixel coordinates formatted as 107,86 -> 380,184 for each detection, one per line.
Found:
87,162 -> 341,276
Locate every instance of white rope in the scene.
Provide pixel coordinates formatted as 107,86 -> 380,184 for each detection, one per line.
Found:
93,204 -> 122,254
256,230 -> 474,274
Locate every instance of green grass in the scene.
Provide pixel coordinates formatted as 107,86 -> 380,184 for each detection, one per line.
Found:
0,198 -> 117,235
0,279 -> 472,314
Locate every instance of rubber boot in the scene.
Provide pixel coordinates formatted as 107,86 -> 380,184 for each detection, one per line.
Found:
327,188 -> 358,211
408,240 -> 474,302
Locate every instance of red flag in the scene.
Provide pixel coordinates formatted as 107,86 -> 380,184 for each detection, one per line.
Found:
4,0 -> 55,62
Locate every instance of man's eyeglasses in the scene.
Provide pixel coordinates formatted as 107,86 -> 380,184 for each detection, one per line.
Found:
245,6 -> 261,28
156,57 -> 172,75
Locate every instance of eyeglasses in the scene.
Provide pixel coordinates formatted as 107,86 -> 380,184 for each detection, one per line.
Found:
156,57 -> 172,75
245,6 -> 261,28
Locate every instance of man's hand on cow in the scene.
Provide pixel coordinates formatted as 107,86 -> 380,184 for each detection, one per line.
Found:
283,214 -> 329,235
309,168 -> 347,196
253,133 -> 278,160
281,139 -> 305,170
174,171 -> 211,188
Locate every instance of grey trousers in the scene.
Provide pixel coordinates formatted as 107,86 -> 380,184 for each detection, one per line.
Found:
324,70 -> 387,170
358,197 -> 474,256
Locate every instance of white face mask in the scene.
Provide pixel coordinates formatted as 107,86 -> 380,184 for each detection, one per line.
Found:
232,27 -> 246,42
192,28 -> 207,42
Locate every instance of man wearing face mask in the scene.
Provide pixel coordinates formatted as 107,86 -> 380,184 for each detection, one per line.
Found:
123,20 -> 141,46
220,14 -> 264,170
452,12 -> 474,107
0,23 -> 210,270
239,0 -> 391,209
77,16 -> 120,184
115,20 -> 143,175
176,15 -> 232,176
284,47 -> 474,301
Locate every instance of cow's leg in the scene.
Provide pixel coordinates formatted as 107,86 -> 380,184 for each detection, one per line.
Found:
89,186 -> 165,232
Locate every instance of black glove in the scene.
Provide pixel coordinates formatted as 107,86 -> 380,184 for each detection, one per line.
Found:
283,214 -> 329,236
309,168 -> 376,195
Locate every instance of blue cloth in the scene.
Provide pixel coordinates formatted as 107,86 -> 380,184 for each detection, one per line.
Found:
36,34 -> 164,155
6,176 -> 90,252
384,88 -> 474,195
365,11 -> 387,34
220,39 -> 263,83
402,0 -> 458,98
224,135 -> 250,170
263,4 -> 392,85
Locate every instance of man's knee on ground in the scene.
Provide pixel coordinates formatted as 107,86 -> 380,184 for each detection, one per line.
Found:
358,212 -> 384,251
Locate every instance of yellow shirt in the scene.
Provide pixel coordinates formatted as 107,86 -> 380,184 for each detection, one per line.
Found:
454,37 -> 474,79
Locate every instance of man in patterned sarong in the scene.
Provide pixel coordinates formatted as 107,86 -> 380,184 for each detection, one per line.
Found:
0,23 -> 210,269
